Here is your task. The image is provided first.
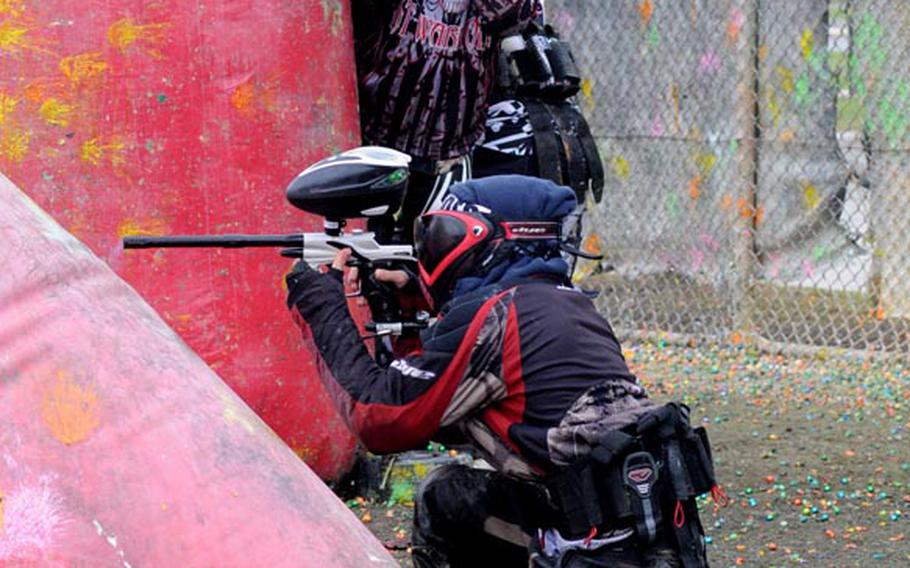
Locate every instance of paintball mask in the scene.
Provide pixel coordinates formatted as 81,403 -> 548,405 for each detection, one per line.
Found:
413,210 -> 562,307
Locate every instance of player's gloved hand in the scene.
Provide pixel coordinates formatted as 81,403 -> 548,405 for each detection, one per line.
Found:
333,248 -> 411,293
285,258 -> 344,312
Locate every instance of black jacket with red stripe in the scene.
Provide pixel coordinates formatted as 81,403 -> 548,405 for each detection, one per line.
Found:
289,269 -> 654,479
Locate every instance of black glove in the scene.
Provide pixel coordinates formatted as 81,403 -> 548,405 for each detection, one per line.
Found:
285,261 -> 344,311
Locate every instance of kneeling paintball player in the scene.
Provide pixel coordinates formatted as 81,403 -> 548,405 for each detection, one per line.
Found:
286,175 -> 722,567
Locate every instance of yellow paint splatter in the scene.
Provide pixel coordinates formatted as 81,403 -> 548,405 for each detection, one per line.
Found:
779,128 -> 796,143
580,77 -> 594,108
611,156 -> 630,182
39,98 -> 73,127
776,65 -> 794,94
117,217 -> 169,239
42,371 -> 101,445
0,19 -> 28,53
0,92 -> 18,124
695,153 -> 716,178
81,138 -> 125,166
800,29 -> 813,61
803,182 -> 820,209
107,19 -> 169,57
688,175 -> 701,201
0,0 -> 27,17
60,52 -> 109,83
1,128 -> 29,162
638,0 -> 653,27
766,86 -> 780,128
230,82 -> 255,111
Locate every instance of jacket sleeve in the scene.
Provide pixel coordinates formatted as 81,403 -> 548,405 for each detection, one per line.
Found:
287,265 -> 505,454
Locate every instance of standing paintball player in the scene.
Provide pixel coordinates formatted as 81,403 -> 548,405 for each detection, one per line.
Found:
472,7 -> 605,276
352,0 -> 541,242
286,174 -> 720,567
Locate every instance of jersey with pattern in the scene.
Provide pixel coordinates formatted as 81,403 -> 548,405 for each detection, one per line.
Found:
353,0 -> 539,160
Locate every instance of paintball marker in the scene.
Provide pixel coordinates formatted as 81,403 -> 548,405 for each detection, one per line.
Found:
123,147 -> 427,355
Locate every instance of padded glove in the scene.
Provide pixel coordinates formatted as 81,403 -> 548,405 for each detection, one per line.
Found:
285,260 -> 344,312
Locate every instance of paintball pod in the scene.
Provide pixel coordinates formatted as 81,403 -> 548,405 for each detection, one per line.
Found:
497,22 -> 581,100
123,147 -> 426,344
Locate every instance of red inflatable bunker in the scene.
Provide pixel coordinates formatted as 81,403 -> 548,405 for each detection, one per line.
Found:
0,176 -> 395,565
0,1 -> 360,478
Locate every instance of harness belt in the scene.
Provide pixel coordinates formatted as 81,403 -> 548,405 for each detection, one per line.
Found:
544,403 -> 721,568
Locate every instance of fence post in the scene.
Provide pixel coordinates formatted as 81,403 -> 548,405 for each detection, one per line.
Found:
731,0 -> 760,340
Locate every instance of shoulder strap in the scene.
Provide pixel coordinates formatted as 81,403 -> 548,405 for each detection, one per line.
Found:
523,98 -> 563,185
573,105 -> 605,203
548,102 -> 588,200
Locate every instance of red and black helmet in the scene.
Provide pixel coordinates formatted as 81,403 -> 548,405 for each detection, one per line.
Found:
413,210 -> 497,304
414,209 -> 563,306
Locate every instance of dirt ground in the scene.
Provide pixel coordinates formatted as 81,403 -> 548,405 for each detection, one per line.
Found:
345,340 -> 910,567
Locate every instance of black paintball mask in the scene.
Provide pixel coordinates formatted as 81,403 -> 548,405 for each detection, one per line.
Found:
413,209 -> 562,308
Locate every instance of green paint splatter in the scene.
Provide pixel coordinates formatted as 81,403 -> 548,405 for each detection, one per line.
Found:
647,23 -> 660,47
157,93 -> 167,104
41,172 -> 53,181
854,13 -> 886,73
838,97 -> 864,131
898,79 -> 910,102
320,0 -> 345,36
812,245 -> 827,262
728,139 -> 739,154
665,193 -> 680,218
145,139 -> 155,153
794,73 -> 811,106
386,479 -> 414,506
878,99 -> 908,150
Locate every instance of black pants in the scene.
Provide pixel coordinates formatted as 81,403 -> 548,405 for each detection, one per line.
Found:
411,464 -> 541,567
410,464 -> 684,568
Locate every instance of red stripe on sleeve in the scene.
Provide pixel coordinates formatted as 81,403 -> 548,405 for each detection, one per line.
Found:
483,301 -> 526,453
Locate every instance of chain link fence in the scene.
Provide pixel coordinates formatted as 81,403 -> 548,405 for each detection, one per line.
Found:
548,0 -> 910,357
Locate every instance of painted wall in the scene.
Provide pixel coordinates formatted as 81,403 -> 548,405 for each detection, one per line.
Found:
0,1 -> 360,478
